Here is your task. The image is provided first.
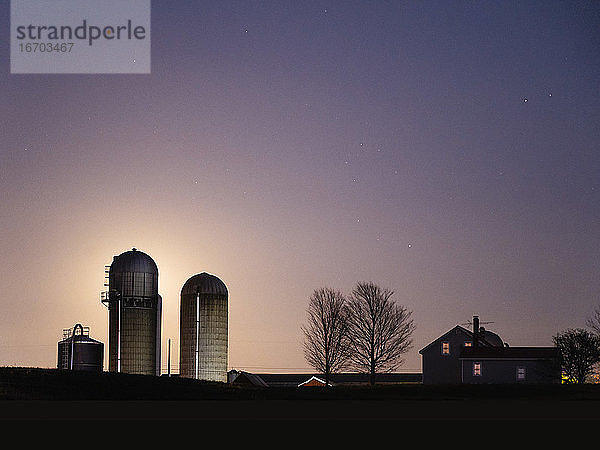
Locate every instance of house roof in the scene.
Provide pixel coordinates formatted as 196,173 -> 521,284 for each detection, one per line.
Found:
228,370 -> 269,387
419,325 -> 473,354
298,376 -> 332,387
419,325 -> 505,354
418,325 -> 472,354
459,346 -> 558,360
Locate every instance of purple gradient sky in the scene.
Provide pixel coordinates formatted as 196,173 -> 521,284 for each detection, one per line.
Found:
1,1 -> 599,374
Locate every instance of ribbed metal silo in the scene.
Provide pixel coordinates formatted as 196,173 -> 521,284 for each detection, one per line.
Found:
101,248 -> 162,376
57,324 -> 104,372
179,273 -> 228,382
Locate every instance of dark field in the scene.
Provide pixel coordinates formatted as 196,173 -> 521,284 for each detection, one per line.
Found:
2,367 -> 600,421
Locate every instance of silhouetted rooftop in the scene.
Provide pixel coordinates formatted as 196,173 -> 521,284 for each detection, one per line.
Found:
459,347 -> 558,360
229,371 -> 422,387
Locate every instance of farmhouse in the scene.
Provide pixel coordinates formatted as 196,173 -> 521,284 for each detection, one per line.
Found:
419,316 -> 560,384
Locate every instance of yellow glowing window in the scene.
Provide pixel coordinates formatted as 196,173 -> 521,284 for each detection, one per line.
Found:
442,342 -> 450,355
473,362 -> 482,376
464,342 -> 472,347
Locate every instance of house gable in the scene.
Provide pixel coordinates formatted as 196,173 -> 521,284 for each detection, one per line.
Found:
419,325 -> 479,384
419,325 -> 473,355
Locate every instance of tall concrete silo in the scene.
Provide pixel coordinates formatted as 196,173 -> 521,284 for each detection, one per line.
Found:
101,248 -> 162,376
179,273 -> 228,382
57,324 -> 104,372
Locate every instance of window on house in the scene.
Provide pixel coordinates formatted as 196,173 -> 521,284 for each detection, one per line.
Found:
516,367 -> 526,381
442,342 -> 450,355
464,341 -> 472,347
473,362 -> 482,376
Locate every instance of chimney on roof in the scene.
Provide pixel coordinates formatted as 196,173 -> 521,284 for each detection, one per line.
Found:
473,315 -> 479,348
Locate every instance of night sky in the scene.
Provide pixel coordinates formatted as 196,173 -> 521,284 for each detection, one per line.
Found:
1,1 -> 599,374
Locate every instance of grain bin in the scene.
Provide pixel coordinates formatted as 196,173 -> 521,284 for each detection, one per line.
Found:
57,324 -> 104,372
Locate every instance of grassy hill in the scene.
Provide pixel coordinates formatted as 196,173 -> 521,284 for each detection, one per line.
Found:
2,367 -> 600,420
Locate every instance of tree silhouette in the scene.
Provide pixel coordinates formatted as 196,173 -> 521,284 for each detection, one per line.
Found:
346,281 -> 415,385
301,287 -> 351,386
553,328 -> 600,384
586,307 -> 600,336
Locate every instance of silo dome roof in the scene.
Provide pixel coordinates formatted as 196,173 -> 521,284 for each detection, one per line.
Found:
110,248 -> 158,274
181,272 -> 228,296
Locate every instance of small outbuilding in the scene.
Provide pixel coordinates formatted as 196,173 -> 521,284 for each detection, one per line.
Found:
227,370 -> 421,387
227,370 -> 268,387
298,376 -> 333,387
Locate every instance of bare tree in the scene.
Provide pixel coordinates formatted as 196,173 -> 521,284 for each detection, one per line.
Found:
346,281 -> 415,385
553,328 -> 600,384
301,287 -> 351,386
585,307 -> 600,380
586,307 -> 600,335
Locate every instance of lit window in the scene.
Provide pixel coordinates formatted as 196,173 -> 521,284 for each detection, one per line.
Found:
442,342 -> 450,355
464,341 -> 472,347
473,362 -> 482,376
517,367 -> 526,381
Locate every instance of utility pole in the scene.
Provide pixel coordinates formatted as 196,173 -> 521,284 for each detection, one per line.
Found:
167,338 -> 171,377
